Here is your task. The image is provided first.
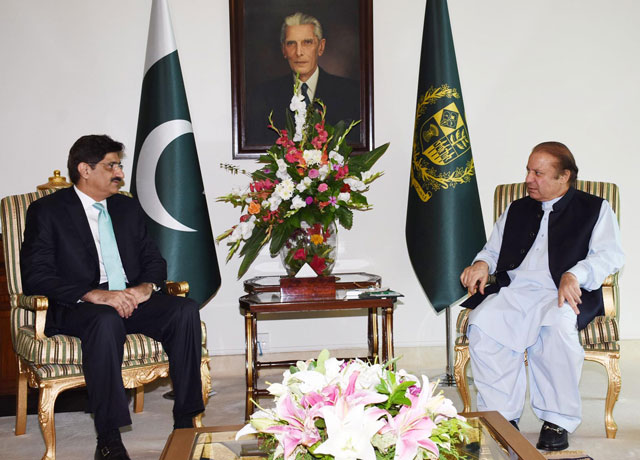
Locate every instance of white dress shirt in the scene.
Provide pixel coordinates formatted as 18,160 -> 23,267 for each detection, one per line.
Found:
74,186 -> 128,285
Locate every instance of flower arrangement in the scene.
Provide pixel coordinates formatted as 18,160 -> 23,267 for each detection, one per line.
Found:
236,350 -> 471,460
217,78 -> 390,277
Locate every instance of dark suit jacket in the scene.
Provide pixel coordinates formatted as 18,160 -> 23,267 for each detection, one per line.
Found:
20,187 -> 167,335
246,67 -> 361,146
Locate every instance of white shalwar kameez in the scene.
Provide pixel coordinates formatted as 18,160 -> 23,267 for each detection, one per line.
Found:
467,196 -> 624,432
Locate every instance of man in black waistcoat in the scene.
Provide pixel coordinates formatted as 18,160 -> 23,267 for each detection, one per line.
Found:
459,142 -> 624,450
21,135 -> 205,460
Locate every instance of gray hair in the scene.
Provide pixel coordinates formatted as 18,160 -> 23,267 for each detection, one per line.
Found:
280,12 -> 323,44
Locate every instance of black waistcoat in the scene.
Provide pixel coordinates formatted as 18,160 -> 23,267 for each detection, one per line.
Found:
462,187 -> 604,330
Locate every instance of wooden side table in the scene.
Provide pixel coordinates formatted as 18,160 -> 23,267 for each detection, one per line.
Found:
239,274 -> 401,420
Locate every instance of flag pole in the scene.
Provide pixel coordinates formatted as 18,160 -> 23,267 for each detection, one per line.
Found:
435,306 -> 456,386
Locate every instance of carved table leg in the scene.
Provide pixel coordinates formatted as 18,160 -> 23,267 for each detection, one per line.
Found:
381,304 -> 394,363
367,308 -> 379,362
244,311 -> 257,421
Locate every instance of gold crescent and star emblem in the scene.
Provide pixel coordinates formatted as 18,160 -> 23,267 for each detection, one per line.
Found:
411,85 -> 476,203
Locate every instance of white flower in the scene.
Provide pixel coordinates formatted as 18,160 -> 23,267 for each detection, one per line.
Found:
268,195 -> 282,211
338,192 -> 351,203
228,219 -> 255,243
303,149 -> 323,165
261,200 -> 269,208
344,177 -> 366,191
289,93 -> 307,142
329,150 -> 344,165
245,197 -> 253,204
315,402 -> 385,460
319,164 -> 330,180
296,179 -> 309,192
291,195 -> 307,210
231,185 -> 247,196
274,178 -> 295,201
276,159 -> 291,181
361,170 -> 374,182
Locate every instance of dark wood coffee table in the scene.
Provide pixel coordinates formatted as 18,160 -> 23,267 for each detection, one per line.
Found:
160,411 -> 545,460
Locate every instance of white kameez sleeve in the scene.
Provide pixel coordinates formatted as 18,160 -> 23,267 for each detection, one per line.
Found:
471,203 -> 511,274
567,200 -> 625,291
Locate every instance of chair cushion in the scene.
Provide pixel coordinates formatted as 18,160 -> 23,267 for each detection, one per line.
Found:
14,321 -> 208,365
455,308 -> 619,350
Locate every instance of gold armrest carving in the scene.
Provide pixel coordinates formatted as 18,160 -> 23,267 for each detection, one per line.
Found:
17,294 -> 49,311
165,281 -> 189,297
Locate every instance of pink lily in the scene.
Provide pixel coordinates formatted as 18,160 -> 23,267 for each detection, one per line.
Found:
264,394 -> 321,460
380,377 -> 440,460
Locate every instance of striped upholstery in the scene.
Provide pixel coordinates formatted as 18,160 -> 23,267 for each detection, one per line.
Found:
0,189 -> 207,371
457,180 -> 620,350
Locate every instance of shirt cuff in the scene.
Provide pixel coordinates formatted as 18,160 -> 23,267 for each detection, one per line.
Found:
567,264 -> 589,287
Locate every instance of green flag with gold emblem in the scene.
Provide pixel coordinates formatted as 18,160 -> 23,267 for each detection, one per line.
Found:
406,0 -> 485,312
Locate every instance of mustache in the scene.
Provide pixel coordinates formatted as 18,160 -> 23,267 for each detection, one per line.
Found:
111,177 -> 123,184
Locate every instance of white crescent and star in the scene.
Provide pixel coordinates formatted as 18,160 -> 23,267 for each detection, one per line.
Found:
135,119 -> 197,232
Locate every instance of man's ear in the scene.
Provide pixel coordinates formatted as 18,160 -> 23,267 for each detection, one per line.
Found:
317,38 -> 326,57
560,169 -> 570,183
78,162 -> 90,179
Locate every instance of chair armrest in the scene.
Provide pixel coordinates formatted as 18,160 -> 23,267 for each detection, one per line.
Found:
17,294 -> 49,340
17,294 -> 49,311
165,281 -> 189,297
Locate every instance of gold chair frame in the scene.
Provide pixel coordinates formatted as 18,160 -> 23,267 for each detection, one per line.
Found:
2,190 -> 212,460
453,180 -> 621,439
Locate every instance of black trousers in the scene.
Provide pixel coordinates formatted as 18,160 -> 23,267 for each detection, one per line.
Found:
58,293 -> 204,434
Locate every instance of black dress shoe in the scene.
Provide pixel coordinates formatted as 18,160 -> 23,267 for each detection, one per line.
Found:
509,420 -> 520,431
95,437 -> 131,460
536,421 -> 569,451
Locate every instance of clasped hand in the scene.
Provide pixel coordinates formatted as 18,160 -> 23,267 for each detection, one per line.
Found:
82,283 -> 154,318
460,261 -> 489,296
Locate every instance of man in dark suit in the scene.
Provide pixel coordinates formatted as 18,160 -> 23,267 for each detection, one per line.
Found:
246,11 -> 360,145
21,135 -> 204,460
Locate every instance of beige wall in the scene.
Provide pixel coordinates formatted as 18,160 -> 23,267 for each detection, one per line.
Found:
1,0 -> 638,355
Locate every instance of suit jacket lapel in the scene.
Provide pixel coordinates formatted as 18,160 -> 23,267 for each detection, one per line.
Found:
61,187 -> 100,271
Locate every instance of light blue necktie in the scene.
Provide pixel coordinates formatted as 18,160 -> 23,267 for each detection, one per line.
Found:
93,203 -> 126,290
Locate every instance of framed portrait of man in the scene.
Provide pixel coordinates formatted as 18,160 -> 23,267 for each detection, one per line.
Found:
229,0 -> 374,159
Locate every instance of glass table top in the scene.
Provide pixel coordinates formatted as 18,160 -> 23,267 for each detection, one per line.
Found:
189,417 -> 516,460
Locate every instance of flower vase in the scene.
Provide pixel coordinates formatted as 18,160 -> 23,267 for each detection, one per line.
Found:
280,221 -> 337,276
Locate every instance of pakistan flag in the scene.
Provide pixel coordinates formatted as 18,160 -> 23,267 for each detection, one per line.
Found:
406,0 -> 485,312
131,0 -> 221,305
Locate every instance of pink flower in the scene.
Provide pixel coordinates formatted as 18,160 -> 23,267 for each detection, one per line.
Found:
308,169 -> 319,179
293,248 -> 306,260
329,196 -> 337,205
335,164 -> 349,180
264,395 -> 322,460
305,196 -> 314,205
318,183 -> 328,192
379,377 -> 440,460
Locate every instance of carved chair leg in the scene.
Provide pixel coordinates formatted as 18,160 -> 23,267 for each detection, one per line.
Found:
39,383 -> 64,460
15,358 -> 28,436
194,357 -> 211,428
454,345 -> 472,413
133,386 -> 144,413
586,350 -> 621,439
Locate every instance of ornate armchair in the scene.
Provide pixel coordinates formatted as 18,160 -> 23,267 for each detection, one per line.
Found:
453,180 -> 621,438
1,188 -> 212,460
